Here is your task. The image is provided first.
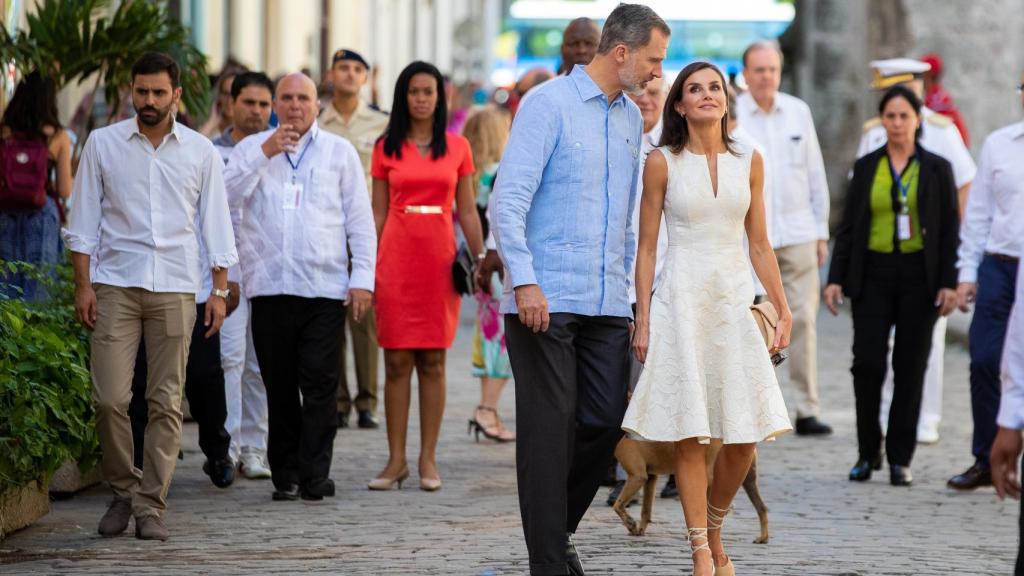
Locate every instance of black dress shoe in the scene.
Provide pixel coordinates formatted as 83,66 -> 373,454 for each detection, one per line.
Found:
848,455 -> 882,482
272,484 -> 300,501
357,410 -> 380,429
795,416 -> 833,436
890,465 -> 913,486
605,480 -> 637,507
566,532 -> 586,576
946,462 -> 992,491
660,475 -> 678,499
301,478 -> 336,501
203,458 -> 235,488
337,412 -> 349,428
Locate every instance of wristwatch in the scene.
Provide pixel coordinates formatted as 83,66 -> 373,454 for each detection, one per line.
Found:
210,288 -> 230,299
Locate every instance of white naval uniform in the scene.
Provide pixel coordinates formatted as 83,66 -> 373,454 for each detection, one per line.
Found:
858,107 -> 978,442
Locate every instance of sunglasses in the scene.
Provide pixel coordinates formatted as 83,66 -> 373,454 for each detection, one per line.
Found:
770,350 -> 788,368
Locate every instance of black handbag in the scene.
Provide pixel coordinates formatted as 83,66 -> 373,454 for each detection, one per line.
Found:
452,243 -> 475,295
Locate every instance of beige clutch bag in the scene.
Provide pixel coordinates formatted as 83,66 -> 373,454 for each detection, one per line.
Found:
750,301 -> 779,351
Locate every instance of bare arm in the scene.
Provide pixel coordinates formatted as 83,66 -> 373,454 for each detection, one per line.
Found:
631,150 -> 667,363
372,177 -> 389,240
52,130 -> 73,199
745,151 -> 792,350
455,175 -> 485,258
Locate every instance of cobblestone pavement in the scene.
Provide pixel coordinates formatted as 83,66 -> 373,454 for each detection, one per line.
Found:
0,305 -> 1018,575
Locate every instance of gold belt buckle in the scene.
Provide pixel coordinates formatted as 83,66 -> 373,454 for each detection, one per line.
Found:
404,205 -> 443,214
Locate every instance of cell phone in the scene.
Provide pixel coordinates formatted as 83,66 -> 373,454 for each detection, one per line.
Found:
771,350 -> 787,367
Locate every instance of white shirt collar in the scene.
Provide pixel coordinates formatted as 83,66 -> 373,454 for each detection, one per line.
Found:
127,116 -> 183,142
1013,120 -> 1024,140
645,119 -> 663,146
748,93 -> 782,115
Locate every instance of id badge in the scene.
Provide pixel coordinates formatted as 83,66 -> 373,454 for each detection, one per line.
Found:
897,213 -> 912,241
282,182 -> 302,210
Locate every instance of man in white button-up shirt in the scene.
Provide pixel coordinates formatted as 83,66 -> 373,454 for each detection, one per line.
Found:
211,71 -> 275,480
948,85 -> 1024,492
736,41 -> 833,436
985,189 -> 1024,572
64,53 -> 238,541
224,73 -> 376,502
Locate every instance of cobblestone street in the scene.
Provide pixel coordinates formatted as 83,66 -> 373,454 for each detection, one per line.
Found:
0,305 -> 1018,575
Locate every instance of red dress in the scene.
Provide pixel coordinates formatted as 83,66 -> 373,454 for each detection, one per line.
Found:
372,134 -> 474,349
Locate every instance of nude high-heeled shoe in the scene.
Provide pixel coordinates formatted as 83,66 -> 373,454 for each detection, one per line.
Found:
367,465 -> 409,490
708,503 -> 735,576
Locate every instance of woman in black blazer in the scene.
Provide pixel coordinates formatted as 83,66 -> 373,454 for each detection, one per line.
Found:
824,85 -> 959,486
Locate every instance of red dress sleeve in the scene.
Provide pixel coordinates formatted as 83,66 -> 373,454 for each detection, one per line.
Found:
371,138 -> 389,180
454,134 -> 475,178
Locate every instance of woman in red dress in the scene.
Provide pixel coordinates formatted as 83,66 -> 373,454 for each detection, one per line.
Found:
369,61 -> 485,491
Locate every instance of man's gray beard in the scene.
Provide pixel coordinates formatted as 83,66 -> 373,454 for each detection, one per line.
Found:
619,68 -> 645,95
624,81 -> 646,96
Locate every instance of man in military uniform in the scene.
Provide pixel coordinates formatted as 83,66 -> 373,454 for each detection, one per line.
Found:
856,57 -> 977,447
319,48 -> 389,430
921,53 -> 970,147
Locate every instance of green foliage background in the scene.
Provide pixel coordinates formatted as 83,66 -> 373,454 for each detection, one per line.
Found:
0,263 -> 98,493
0,0 -> 211,123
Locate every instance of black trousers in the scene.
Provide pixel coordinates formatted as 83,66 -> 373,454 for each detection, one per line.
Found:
850,252 -> 938,467
505,313 -> 630,576
129,302 -> 230,468
1018,455 -> 1024,576
250,295 -> 344,491
1017,455 -> 1024,576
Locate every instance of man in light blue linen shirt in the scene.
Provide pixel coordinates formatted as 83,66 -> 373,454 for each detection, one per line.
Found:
491,4 -> 669,575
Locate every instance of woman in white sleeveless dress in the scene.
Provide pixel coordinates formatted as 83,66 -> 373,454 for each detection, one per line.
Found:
622,62 -> 793,576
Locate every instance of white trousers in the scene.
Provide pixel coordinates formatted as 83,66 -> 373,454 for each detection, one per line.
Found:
221,293 -> 269,460
880,315 -> 946,436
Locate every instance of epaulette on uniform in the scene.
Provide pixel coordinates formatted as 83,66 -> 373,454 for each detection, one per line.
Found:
926,113 -> 954,128
862,117 -> 881,131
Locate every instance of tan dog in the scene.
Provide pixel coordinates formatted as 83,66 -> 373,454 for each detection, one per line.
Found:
611,438 -> 769,543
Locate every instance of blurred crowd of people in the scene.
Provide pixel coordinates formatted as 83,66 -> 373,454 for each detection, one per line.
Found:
1,2 -> 1023,574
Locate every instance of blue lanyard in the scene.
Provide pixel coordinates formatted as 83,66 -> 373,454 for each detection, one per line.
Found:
888,155 -> 915,214
284,136 -> 313,179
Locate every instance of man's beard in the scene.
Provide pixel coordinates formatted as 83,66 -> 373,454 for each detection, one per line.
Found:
137,104 -> 173,127
618,56 -> 647,95
240,117 -> 267,135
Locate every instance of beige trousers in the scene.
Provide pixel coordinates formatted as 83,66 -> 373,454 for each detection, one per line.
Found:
91,284 -> 195,518
337,307 -> 379,414
775,241 -> 821,418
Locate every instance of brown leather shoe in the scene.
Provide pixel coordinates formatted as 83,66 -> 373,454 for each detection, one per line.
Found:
97,497 -> 132,537
134,514 -> 169,541
947,463 -> 992,491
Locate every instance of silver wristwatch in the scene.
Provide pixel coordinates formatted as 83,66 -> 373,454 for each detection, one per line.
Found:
210,288 -> 230,299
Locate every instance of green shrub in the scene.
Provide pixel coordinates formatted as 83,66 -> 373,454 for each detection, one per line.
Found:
0,262 -> 98,493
